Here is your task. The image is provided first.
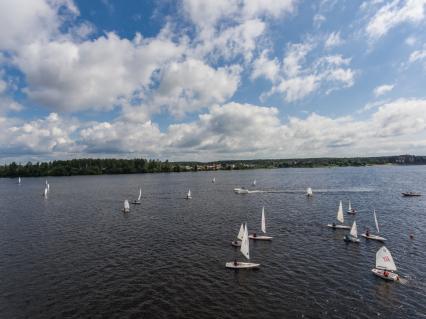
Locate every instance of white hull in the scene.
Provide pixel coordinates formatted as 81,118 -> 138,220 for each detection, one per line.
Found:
248,235 -> 273,240
361,234 -> 386,241
327,224 -> 351,229
234,188 -> 249,194
225,262 -> 260,269
343,236 -> 360,243
123,209 -> 130,213
231,240 -> 242,247
371,268 -> 399,281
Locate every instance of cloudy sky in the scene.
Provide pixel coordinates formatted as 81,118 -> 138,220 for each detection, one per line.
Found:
0,0 -> 426,162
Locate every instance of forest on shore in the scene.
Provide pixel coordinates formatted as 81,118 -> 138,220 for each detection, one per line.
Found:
0,155 -> 424,178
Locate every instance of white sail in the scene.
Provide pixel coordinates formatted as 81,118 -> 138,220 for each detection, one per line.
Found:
138,188 -> 142,201
348,201 -> 351,211
47,183 -> 50,192
240,224 -> 250,260
375,246 -> 397,271
261,207 -> 266,233
252,179 -> 256,186
44,187 -> 48,198
212,177 -> 215,183
373,209 -> 380,233
187,189 -> 191,198
350,221 -> 358,238
18,177 -> 21,184
307,187 -> 313,196
124,200 -> 130,211
237,223 -> 244,240
337,201 -> 344,223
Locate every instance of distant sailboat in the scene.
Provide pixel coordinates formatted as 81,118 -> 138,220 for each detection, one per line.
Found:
18,177 -> 21,184
132,187 -> 142,205
249,207 -> 273,240
327,201 -> 350,229
43,187 -> 48,199
231,223 -> 245,247
372,246 -> 400,281
362,209 -> 386,241
226,224 -> 260,269
234,187 -> 249,194
344,221 -> 360,243
123,200 -> 130,213
212,177 -> 216,183
252,179 -> 256,186
45,180 -> 50,192
347,200 -> 356,214
306,187 -> 313,197
186,189 -> 192,199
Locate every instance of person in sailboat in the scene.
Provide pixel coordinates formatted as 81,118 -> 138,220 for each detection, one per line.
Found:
234,259 -> 238,266
366,228 -> 370,237
332,222 -> 336,228
253,232 -> 257,238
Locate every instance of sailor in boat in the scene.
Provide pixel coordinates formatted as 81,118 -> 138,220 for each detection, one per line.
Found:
253,232 -> 257,238
344,234 -> 350,241
232,240 -> 239,246
234,259 -> 238,266
332,222 -> 336,228
366,228 -> 370,237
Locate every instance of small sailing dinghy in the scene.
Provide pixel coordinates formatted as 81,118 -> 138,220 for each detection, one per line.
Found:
347,200 -> 356,214
43,186 -> 48,199
306,187 -> 313,197
132,187 -> 142,205
252,179 -> 257,186
231,223 -> 245,247
361,209 -> 386,241
212,177 -> 216,183
123,200 -> 130,213
372,246 -> 400,281
226,224 -> 260,269
327,201 -> 350,229
249,207 -> 273,240
344,221 -> 360,243
18,177 -> 21,184
186,189 -> 192,199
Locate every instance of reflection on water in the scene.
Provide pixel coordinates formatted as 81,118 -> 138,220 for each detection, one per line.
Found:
0,166 -> 425,318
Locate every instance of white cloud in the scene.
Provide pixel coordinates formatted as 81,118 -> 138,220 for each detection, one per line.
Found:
366,0 -> 426,39
151,59 -> 241,116
408,46 -> 426,63
324,31 -> 343,49
251,50 -> 280,82
13,32 -> 186,112
374,84 -> 394,97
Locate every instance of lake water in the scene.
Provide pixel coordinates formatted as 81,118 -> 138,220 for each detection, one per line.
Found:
1,166 -> 425,318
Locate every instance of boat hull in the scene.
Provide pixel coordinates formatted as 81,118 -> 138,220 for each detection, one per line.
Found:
131,201 -> 141,205
327,224 -> 351,229
402,192 -> 421,197
234,188 -> 249,194
225,262 -> 260,269
248,235 -> 273,240
343,236 -> 360,243
372,268 -> 399,281
231,240 -> 241,247
346,210 -> 356,214
361,234 -> 386,241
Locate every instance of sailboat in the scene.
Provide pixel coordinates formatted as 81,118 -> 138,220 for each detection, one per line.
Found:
344,221 -> 360,243
123,200 -> 130,213
252,179 -> 256,186
186,189 -> 192,199
327,201 -> 350,229
18,177 -> 21,184
132,187 -> 142,205
226,224 -> 260,269
347,200 -> 356,214
249,207 -> 273,240
361,209 -> 386,241
371,246 -> 400,281
212,177 -> 215,183
43,186 -> 48,199
231,223 -> 245,247
45,180 -> 50,192
306,187 -> 313,197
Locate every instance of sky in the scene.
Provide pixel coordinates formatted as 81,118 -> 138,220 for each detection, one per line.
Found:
1,0 -> 426,163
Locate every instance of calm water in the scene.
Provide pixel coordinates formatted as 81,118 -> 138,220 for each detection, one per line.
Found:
1,166 -> 425,318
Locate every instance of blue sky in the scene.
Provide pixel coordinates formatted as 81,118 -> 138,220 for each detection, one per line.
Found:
0,0 -> 426,162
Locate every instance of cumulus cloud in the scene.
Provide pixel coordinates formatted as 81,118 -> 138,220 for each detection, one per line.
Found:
365,0 -> 426,39
3,99 -> 426,160
262,40 -> 355,102
374,84 -> 394,97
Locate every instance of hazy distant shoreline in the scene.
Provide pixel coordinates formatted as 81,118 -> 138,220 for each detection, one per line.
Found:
1,155 -> 424,178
